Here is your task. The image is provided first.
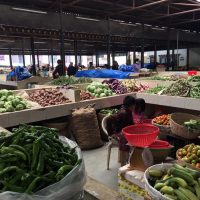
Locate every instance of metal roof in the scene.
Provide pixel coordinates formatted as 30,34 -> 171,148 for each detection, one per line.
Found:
0,0 -> 200,32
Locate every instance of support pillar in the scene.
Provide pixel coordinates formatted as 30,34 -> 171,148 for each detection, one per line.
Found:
133,46 -> 136,64
166,29 -> 170,71
107,18 -> 111,66
22,39 -> 25,67
37,50 -> 39,69
30,37 -> 36,75
187,47 -> 189,70
141,39 -> 144,68
154,44 -> 157,64
59,1 -> 66,75
9,48 -> 13,69
74,40 -> 78,66
96,52 -> 99,67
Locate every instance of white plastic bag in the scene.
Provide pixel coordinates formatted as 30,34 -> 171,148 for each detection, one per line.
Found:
144,163 -> 172,200
0,136 -> 86,200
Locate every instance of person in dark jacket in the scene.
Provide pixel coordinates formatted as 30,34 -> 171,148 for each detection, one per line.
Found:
112,61 -> 119,70
52,60 -> 65,79
106,95 -> 136,165
67,62 -> 77,76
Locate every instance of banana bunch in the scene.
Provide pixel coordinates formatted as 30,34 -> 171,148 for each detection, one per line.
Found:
149,164 -> 200,200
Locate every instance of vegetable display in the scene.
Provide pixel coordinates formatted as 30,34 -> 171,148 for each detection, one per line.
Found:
0,124 -> 81,194
148,163 -> 200,200
50,76 -> 92,86
0,89 -> 29,113
146,86 -> 165,94
28,88 -> 71,107
188,76 -> 200,82
162,79 -> 191,97
80,90 -> 95,101
99,108 -> 118,115
149,76 -> 171,81
122,79 -> 149,92
86,82 -> 114,98
190,83 -> 200,99
102,79 -> 128,94
152,114 -> 171,126
177,144 -> 200,169
184,120 -> 200,131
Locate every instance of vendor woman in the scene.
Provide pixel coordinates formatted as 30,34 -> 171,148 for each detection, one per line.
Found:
107,95 -> 136,166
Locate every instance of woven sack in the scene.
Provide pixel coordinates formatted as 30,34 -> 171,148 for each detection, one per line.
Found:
72,107 -> 103,150
170,113 -> 200,139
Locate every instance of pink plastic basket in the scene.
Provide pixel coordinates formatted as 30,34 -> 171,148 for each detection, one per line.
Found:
123,124 -> 159,147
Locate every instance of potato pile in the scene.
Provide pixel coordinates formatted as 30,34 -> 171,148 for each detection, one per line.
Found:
28,88 -> 71,107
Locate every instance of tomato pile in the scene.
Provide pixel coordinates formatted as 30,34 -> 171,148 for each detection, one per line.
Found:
152,114 -> 171,126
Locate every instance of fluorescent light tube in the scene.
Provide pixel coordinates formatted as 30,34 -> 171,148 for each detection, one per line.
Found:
76,16 -> 100,21
34,42 -> 46,44
0,39 -> 15,42
120,22 -> 137,26
12,7 -> 47,14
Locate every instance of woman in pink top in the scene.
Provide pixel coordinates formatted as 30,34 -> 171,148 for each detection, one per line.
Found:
133,98 -> 146,124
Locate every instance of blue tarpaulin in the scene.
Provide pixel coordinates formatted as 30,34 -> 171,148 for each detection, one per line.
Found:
6,66 -> 32,81
75,69 -> 132,79
118,64 -> 134,72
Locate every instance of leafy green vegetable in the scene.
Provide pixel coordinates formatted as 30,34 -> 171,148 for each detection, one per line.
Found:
184,119 -> 200,131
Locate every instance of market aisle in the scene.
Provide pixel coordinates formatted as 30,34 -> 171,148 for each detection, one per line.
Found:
82,145 -> 120,191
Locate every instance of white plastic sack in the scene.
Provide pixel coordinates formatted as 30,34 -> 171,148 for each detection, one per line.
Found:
144,163 -> 173,200
0,136 -> 86,200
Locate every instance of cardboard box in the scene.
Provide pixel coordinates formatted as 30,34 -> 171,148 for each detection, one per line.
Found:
118,165 -> 146,200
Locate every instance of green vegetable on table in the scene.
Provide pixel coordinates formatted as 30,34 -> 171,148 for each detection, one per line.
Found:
86,82 -> 113,98
148,164 -> 200,200
162,79 -> 191,97
0,90 -> 29,113
50,76 -> 92,85
188,76 -> 200,82
0,124 -> 81,194
190,83 -> 200,99
184,119 -> 200,131
99,108 -> 118,115
146,86 -> 165,94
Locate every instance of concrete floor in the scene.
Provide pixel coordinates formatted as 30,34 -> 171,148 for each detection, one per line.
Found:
82,144 -> 120,191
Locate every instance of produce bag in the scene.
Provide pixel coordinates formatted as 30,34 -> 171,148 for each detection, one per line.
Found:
144,163 -> 172,200
0,136 -> 86,200
72,106 -> 103,150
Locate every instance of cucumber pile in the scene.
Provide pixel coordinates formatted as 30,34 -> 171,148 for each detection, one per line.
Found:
148,164 -> 200,200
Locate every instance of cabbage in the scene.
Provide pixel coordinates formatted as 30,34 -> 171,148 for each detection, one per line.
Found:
16,104 -> 24,111
0,101 -> 4,108
7,95 -> 15,101
5,105 -> 15,112
0,108 -> 6,113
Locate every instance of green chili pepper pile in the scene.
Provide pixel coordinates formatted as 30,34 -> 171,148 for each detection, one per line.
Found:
162,79 -> 191,97
188,75 -> 200,82
146,86 -> 165,94
0,124 -> 81,194
190,83 -> 200,99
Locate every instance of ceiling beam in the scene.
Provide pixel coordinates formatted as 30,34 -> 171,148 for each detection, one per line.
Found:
170,18 -> 200,26
112,0 -> 169,15
147,7 -> 200,21
172,3 -> 200,7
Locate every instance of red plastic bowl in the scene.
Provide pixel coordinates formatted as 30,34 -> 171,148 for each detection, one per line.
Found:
123,124 -> 159,148
188,71 -> 197,76
142,119 -> 152,124
148,140 -> 170,149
